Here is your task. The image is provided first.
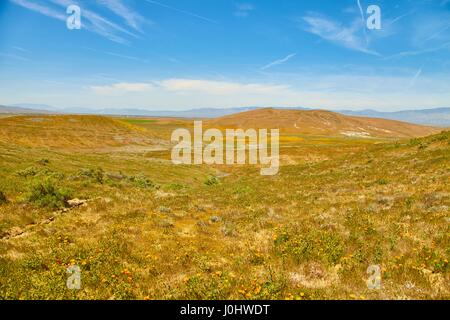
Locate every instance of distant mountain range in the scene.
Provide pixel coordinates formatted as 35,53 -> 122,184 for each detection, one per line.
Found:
2,104 -> 450,127
0,105 -> 53,114
338,108 -> 450,127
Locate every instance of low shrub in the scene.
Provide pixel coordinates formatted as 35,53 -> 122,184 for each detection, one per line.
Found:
37,158 -> 50,165
17,166 -> 64,179
128,173 -> 157,189
16,166 -> 39,177
25,178 -> 72,209
77,167 -> 105,184
204,176 -> 219,186
0,190 -> 7,204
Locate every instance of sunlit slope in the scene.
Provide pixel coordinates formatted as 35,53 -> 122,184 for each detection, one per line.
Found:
0,115 -> 164,151
207,108 -> 440,138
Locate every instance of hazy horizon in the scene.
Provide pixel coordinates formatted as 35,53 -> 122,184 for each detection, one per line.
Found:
5,102 -> 450,113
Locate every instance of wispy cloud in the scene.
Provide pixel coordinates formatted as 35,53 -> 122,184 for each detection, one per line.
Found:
0,52 -> 29,61
83,47 -> 149,63
424,23 -> 450,43
302,14 -> 380,56
96,0 -> 151,32
51,0 -> 139,43
10,0 -> 140,44
143,0 -> 217,24
261,53 -> 296,70
234,3 -> 254,18
10,0 -> 66,21
411,11 -> 450,46
103,51 -> 149,63
11,46 -> 29,53
386,10 -> 416,27
356,0 -> 368,45
409,68 -> 422,87
384,41 -> 450,60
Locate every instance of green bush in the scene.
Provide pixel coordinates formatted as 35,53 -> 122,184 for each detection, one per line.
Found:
37,158 -> 50,165
321,233 -> 344,265
78,167 -> 104,183
25,178 -> 72,209
17,166 -> 39,177
407,138 -> 420,147
204,176 -> 219,186
166,183 -> 186,191
17,166 -> 64,179
128,173 -> 157,189
431,131 -> 449,142
0,190 -> 7,204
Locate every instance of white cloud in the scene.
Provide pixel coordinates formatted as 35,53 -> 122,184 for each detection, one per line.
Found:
11,0 -> 140,44
143,0 -> 217,24
91,79 -> 293,98
383,41 -> 450,60
0,52 -> 29,61
261,53 -> 296,70
160,79 -> 290,95
10,0 -> 66,21
11,46 -> 29,53
51,0 -> 139,43
234,3 -> 254,18
96,0 -> 150,31
410,11 -> 450,47
302,14 -> 380,56
91,82 -> 154,95
62,74 -> 450,111
356,0 -> 368,45
386,10 -> 416,27
409,68 -> 422,87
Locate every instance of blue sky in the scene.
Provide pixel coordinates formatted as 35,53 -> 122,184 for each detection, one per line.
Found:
0,0 -> 449,111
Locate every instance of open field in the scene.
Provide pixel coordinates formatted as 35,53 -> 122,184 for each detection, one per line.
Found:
0,113 -> 448,300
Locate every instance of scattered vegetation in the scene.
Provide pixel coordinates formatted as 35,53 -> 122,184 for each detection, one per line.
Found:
0,115 -> 448,300
76,167 -> 158,189
17,166 -> 64,180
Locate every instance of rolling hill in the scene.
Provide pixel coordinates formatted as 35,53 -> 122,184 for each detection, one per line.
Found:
207,108 -> 441,138
5,104 -> 450,126
0,115 -> 164,151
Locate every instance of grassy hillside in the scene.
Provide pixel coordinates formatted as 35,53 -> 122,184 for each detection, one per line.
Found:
0,115 -> 165,151
0,115 -> 448,300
